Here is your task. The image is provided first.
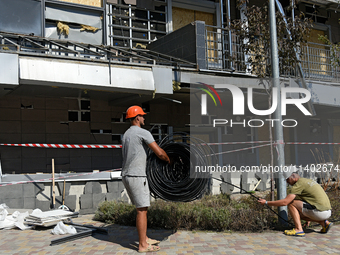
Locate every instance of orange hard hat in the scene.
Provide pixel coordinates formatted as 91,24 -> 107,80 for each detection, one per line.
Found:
126,105 -> 146,119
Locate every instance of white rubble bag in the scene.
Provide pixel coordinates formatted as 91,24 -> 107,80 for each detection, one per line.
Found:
51,221 -> 77,235
0,203 -> 31,230
0,204 -> 8,221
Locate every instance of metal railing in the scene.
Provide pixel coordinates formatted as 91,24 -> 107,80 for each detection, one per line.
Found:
300,42 -> 339,81
0,32 -> 195,68
205,25 -> 340,82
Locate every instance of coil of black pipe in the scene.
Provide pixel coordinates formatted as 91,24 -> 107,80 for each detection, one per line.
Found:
146,133 -> 217,202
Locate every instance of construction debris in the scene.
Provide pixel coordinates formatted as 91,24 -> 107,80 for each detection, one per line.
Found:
57,21 -> 70,35
0,204 -> 31,230
173,81 -> 181,91
50,219 -> 108,246
25,209 -> 78,227
80,24 -> 100,32
51,221 -> 77,235
50,225 -> 94,246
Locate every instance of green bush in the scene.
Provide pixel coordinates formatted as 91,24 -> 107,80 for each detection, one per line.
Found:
94,193 -> 278,232
94,201 -> 136,225
329,190 -> 340,221
95,190 -> 339,232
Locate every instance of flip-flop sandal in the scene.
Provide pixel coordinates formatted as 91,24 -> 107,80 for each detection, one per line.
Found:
284,229 -> 305,237
147,238 -> 160,245
138,244 -> 160,253
320,221 -> 333,234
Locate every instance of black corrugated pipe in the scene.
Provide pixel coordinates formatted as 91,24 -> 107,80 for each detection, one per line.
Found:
146,133 -> 216,202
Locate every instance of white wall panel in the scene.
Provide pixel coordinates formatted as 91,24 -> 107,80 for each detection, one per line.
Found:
0,53 -> 19,85
19,57 -> 155,93
309,83 -> 340,107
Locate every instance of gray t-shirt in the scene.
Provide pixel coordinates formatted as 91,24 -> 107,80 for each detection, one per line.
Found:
121,125 -> 155,177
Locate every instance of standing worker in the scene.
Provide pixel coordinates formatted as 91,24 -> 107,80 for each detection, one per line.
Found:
258,171 -> 332,237
121,105 -> 170,253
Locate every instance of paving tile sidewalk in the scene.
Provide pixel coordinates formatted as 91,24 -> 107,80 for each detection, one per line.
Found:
0,214 -> 339,254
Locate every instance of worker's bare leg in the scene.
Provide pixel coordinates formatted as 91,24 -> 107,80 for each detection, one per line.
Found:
288,200 -> 304,232
136,207 -> 149,251
288,200 -> 327,231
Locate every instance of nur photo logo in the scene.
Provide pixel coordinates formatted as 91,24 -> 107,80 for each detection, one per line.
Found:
197,82 -> 312,128
198,82 -> 223,114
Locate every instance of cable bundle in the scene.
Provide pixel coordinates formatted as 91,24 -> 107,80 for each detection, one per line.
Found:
146,133 -> 217,202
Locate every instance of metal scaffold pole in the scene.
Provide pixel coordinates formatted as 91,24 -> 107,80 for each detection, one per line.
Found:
268,0 -> 288,224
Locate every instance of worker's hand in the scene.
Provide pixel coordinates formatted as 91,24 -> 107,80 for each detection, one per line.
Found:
258,198 -> 267,205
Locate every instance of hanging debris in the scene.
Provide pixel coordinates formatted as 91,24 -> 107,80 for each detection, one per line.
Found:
80,24 -> 100,33
57,21 -> 70,35
173,81 -> 181,91
135,43 -> 147,49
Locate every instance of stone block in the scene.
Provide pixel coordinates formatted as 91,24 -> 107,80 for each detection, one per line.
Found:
106,180 -> 124,194
23,183 -> 44,198
241,172 -> 251,192
220,173 -> 234,195
84,182 -> 102,194
35,200 -> 51,211
54,196 -> 63,208
93,193 -> 106,208
3,198 -> 24,209
0,184 -> 23,199
254,173 -> 268,191
53,195 -> 77,211
56,182 -> 71,196
24,197 -> 36,209
23,184 -> 36,198
105,192 -> 120,202
64,195 -> 77,212
80,194 -> 93,209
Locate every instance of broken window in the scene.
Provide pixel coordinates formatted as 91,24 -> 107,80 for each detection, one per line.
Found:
68,99 -> 91,122
0,0 -> 42,36
106,0 -> 167,48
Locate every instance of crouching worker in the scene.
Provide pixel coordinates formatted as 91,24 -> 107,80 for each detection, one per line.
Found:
258,171 -> 332,237
121,106 -> 170,253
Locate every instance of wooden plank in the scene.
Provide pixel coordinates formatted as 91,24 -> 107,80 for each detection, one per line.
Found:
58,0 -> 102,7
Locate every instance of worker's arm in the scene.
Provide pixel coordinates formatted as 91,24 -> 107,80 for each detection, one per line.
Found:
258,194 -> 296,206
148,141 -> 170,163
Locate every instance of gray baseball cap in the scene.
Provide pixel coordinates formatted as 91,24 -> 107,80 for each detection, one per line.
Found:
282,166 -> 296,179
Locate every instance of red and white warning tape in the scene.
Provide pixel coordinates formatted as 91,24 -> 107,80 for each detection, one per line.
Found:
0,143 -> 122,148
1,141 -> 339,186
286,142 -> 340,145
204,141 -> 270,146
0,168 -> 122,187
208,143 -> 272,156
1,141 -> 339,149
206,141 -> 340,157
205,141 -> 340,146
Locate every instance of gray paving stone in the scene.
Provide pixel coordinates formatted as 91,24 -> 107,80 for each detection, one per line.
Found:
0,214 -> 339,254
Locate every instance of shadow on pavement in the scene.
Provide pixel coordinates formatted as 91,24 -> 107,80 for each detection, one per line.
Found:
91,224 -> 175,252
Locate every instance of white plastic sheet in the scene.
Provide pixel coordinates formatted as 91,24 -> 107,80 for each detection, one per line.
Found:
51,221 -> 77,235
0,204 -> 31,230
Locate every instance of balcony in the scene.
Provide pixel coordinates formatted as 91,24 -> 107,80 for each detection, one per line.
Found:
205,24 -> 340,83
148,21 -> 340,84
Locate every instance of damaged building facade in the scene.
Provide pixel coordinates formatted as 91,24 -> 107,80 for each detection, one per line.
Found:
0,0 -> 339,212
